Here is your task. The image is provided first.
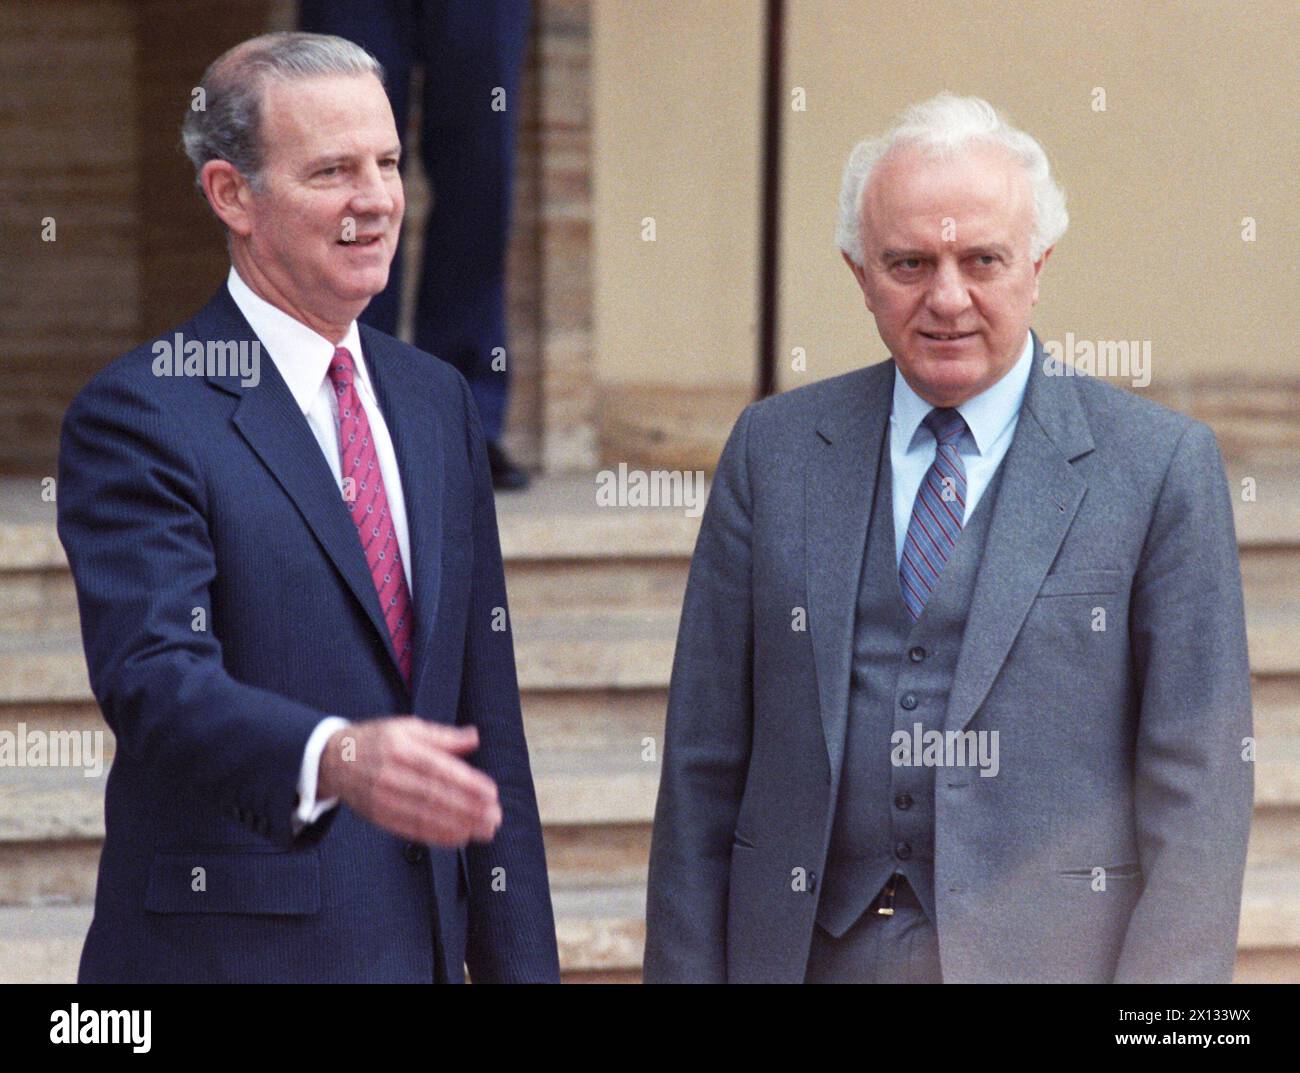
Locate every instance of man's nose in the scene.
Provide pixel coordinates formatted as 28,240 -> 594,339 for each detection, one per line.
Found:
351,159 -> 399,219
925,260 -> 971,319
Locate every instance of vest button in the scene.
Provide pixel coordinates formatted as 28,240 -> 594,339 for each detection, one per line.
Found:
894,792 -> 913,810
895,841 -> 913,860
900,692 -> 918,710
807,870 -> 818,893
403,843 -> 427,864
909,646 -> 926,663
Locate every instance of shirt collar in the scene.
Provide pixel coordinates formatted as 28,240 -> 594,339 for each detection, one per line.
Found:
892,330 -> 1034,454
226,266 -> 368,415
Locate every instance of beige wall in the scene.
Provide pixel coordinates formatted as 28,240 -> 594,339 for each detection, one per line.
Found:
591,0 -> 1296,470
591,0 -> 765,466
592,0 -> 764,389
777,0 -> 1299,391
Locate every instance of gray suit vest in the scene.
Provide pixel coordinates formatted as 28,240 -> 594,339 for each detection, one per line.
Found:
815,419 -> 1008,938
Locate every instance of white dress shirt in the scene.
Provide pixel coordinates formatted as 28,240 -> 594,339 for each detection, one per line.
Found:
889,331 -> 1034,566
226,266 -> 413,833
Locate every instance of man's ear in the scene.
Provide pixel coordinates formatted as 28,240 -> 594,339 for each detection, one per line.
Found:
1030,245 -> 1053,305
842,249 -> 874,311
200,159 -> 255,238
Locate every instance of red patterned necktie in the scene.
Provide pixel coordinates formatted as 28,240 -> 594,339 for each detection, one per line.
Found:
327,346 -> 413,686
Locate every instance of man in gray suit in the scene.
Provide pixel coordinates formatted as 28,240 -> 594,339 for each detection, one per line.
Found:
644,94 -> 1254,983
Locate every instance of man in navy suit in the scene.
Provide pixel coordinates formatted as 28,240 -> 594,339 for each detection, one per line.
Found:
56,31 -> 558,983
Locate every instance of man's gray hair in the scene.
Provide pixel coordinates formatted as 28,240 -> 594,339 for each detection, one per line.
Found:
181,31 -> 385,192
835,93 -> 1068,265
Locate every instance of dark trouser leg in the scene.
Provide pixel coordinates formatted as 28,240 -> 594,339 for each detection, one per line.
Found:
414,0 -> 530,444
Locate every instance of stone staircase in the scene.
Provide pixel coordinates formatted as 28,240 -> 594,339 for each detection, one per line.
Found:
1,468 -> 1296,983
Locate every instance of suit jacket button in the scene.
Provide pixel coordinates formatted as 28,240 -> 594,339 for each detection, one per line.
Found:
894,793 -> 913,810
895,841 -> 912,860
908,646 -> 926,663
900,693 -> 918,710
807,870 -> 818,893
403,843 -> 427,864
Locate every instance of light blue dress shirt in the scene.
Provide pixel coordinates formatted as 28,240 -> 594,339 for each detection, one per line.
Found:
890,331 -> 1034,567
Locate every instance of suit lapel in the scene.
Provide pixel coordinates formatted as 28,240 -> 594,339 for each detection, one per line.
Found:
197,285 -> 423,692
805,361 -> 894,784
361,325 -> 444,706
943,331 -> 1096,733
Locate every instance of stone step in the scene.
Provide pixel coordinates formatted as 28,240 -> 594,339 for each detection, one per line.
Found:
1224,463 -> 1300,550
432,854 -> 1294,969
551,884 -> 646,974
0,895 -> 650,982
493,475 -> 703,561
3,583 -> 1298,710
5,546 -> 1294,644
1238,862 -> 1300,950
3,856 -> 1297,982
4,670 -> 1294,751
0,551 -> 692,640
1253,679 -> 1300,808
0,730 -> 665,846
1246,807 -> 1300,867
0,482 -> 61,573
1,669 -> 1297,855
0,475 -> 703,574
0,611 -> 683,703
1,473 -> 1294,631
0,904 -> 91,984
3,686 -> 1298,850
0,824 -> 659,913
543,823 -> 652,891
4,465 -> 1296,560
0,838 -> 101,907
1232,948 -> 1300,984
0,687 -> 672,756
3,784 -> 1295,903
505,558 -> 688,623
511,612 -> 680,690
0,474 -> 701,637
0,570 -> 80,636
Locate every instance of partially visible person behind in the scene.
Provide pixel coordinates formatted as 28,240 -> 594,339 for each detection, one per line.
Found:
301,0 -> 533,490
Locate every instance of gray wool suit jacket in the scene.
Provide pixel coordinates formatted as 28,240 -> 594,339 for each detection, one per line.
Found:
644,331 -> 1254,983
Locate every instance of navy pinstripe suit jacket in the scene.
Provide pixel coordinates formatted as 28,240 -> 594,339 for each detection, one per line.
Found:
58,283 -> 558,983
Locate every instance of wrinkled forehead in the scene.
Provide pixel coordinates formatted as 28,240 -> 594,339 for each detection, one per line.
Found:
862,142 -> 1034,250
258,73 -> 397,161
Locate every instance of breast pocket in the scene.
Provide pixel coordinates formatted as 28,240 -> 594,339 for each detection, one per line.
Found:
144,850 -> 321,916
1036,569 -> 1126,598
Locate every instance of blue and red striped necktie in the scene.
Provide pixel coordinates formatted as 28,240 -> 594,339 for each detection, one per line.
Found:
899,407 -> 968,621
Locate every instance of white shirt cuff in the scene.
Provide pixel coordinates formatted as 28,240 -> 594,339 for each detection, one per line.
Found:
293,717 -> 351,834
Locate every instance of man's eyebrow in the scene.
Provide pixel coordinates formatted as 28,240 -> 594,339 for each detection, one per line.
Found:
303,145 -> 403,171
879,242 -> 1012,260
880,247 -> 931,260
304,153 -> 350,172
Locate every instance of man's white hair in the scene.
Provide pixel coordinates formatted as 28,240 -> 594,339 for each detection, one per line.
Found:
835,93 -> 1068,266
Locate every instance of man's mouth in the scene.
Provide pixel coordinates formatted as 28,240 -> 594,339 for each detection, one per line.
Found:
338,235 -> 383,247
919,331 -> 977,342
